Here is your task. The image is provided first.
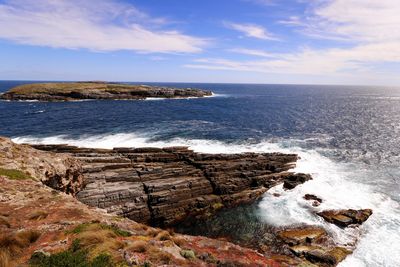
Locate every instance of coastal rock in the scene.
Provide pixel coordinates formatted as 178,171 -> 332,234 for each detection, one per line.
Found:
278,226 -> 351,266
0,171 -> 290,267
317,209 -> 373,227
283,173 -> 312,190
0,82 -> 213,101
0,137 -> 83,195
304,194 -> 323,207
31,144 -> 306,226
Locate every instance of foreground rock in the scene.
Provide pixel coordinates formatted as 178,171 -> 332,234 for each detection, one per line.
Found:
317,209 -> 373,227
31,144 -> 308,227
0,82 -> 212,101
278,227 -> 351,266
0,175 -> 289,266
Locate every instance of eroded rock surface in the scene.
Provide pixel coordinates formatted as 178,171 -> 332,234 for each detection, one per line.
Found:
0,137 -> 83,194
317,209 -> 373,227
31,144 -> 309,227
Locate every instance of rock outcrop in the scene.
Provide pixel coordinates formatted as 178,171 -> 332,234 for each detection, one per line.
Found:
317,209 -> 373,227
0,137 -> 83,194
0,82 -> 212,101
31,144 -> 309,227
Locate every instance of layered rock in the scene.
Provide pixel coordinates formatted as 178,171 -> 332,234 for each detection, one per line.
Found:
31,144 -> 308,226
0,82 -> 213,101
317,209 -> 373,227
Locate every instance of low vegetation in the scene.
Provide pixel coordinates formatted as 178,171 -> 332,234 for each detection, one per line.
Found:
28,210 -> 48,221
0,229 -> 41,266
0,168 -> 31,180
29,240 -> 113,267
8,82 -> 151,95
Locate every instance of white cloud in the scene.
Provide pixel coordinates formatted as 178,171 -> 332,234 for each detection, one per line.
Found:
225,22 -> 279,40
0,0 -> 207,53
187,1 -> 400,84
305,0 -> 400,42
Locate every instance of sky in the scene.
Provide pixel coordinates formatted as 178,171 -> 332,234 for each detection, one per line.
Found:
1,0 -> 400,85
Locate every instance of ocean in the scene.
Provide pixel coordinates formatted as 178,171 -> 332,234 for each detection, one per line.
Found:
1,81 -> 399,266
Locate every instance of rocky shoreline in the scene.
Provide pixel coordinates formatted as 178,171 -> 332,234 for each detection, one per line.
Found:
0,82 -> 212,101
0,137 -> 372,266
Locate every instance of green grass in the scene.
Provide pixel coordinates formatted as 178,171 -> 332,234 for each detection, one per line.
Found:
0,168 -> 31,180
29,239 -> 113,267
7,82 -> 149,95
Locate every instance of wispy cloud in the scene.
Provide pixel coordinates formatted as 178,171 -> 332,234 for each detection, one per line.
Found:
188,0 -> 400,82
229,48 -> 278,58
0,0 -> 207,53
224,22 -> 279,40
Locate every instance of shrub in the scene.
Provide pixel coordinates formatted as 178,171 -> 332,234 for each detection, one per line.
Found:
180,249 -> 196,259
29,241 -> 113,267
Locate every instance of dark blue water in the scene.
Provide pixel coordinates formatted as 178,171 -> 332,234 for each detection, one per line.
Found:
1,81 -> 399,266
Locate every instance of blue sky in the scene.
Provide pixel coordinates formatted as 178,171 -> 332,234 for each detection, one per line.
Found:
1,0 -> 400,85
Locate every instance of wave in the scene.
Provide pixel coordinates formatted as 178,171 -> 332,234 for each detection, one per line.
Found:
12,133 -> 400,267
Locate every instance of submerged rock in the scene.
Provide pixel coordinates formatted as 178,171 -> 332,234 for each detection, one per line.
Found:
317,209 -> 373,227
304,194 -> 323,207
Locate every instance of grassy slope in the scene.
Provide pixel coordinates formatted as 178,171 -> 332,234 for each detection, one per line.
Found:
7,82 -> 154,94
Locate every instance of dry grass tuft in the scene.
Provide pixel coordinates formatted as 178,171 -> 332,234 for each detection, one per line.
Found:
148,247 -> 172,264
28,210 -> 48,220
0,249 -> 11,267
172,236 -> 186,247
128,240 -> 149,253
145,228 -> 160,237
76,228 -> 124,261
0,230 -> 41,257
0,216 -> 10,228
156,231 -> 171,241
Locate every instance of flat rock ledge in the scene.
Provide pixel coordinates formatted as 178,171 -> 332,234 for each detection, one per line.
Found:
0,82 -> 213,101
317,209 -> 373,228
31,144 -> 309,227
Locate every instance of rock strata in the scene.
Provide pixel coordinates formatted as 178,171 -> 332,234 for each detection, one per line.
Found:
0,82 -> 213,101
317,209 -> 373,227
31,144 -> 309,226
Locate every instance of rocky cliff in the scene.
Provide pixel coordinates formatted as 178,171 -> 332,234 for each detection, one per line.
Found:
31,144 -> 309,227
0,138 -> 372,266
0,82 -> 212,101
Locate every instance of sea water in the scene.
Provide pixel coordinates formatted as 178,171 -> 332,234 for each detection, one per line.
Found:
1,81 -> 399,266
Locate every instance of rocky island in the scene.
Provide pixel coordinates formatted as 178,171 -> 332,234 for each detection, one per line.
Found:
0,137 -> 372,266
0,82 -> 213,101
